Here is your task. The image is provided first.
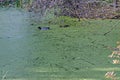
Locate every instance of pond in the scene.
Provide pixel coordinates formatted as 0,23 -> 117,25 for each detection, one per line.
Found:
0,8 -> 120,80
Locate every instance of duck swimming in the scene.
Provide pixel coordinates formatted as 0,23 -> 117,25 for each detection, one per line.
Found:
38,27 -> 50,30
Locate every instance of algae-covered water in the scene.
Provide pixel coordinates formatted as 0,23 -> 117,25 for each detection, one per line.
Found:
0,8 -> 120,80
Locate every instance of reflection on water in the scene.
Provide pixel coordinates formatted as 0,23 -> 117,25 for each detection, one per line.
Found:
0,8 -> 34,79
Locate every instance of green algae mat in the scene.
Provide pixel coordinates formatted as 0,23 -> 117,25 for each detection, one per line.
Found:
0,8 -> 120,80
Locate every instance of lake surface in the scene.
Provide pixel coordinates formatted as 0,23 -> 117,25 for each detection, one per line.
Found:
0,8 -> 119,80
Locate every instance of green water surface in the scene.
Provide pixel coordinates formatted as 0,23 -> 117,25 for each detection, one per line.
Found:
0,8 -> 120,80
